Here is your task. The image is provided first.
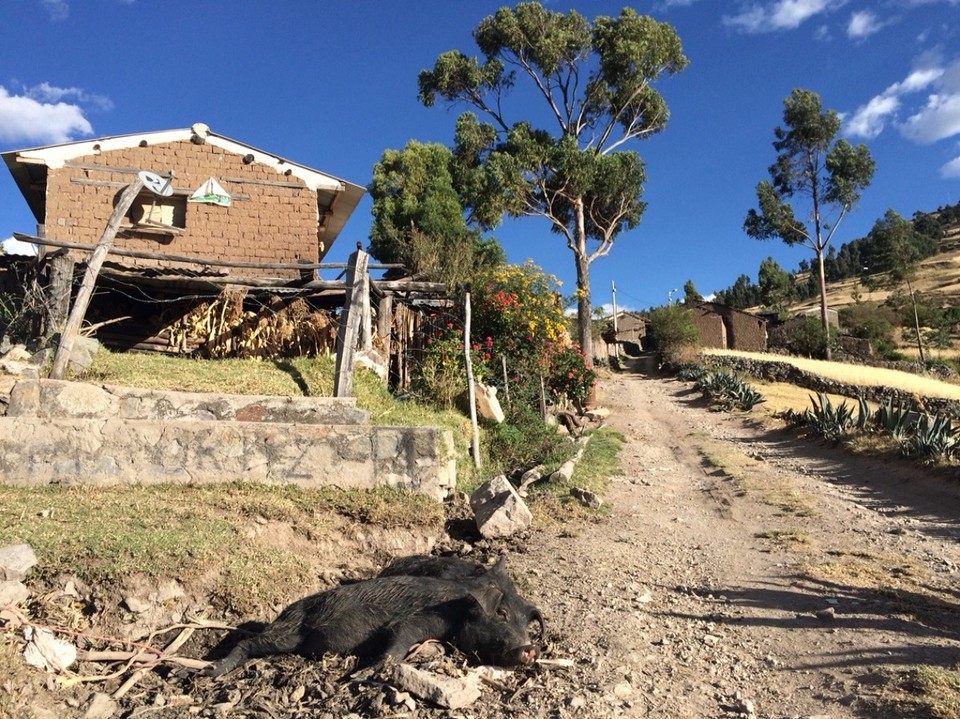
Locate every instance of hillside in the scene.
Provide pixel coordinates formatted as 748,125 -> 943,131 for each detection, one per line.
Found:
789,221 -> 960,314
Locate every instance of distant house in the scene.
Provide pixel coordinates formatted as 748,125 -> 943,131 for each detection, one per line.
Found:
689,302 -> 767,352
2,123 -> 365,353
602,311 -> 648,354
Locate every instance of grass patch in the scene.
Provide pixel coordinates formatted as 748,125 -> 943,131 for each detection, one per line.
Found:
700,442 -> 817,517
80,351 -> 335,397
0,483 -> 443,613
900,665 -> 960,719
801,549 -> 921,591
755,529 -> 810,548
529,428 -> 624,525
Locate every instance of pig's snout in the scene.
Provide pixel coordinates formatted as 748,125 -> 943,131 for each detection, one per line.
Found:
511,643 -> 539,665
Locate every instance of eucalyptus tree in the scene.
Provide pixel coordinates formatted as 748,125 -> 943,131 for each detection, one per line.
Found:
418,2 -> 687,363
744,89 -> 875,360
757,256 -> 795,316
871,209 -> 926,360
369,141 -> 504,288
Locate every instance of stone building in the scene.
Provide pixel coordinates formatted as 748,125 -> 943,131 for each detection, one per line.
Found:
689,302 -> 767,352
2,123 -> 365,353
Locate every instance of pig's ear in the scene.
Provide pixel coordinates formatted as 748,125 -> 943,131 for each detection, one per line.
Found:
468,583 -> 505,615
488,556 -> 508,578
528,607 -> 545,640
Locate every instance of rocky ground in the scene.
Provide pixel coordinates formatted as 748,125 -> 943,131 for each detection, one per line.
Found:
7,363 -> 960,718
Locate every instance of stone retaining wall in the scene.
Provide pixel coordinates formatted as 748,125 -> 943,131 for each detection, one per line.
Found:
704,354 -> 960,419
0,380 -> 456,500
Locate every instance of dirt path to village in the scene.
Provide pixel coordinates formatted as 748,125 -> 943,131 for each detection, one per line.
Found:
12,364 -> 960,718
506,363 -> 960,718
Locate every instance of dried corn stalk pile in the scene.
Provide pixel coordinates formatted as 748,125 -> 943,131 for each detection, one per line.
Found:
167,288 -> 337,358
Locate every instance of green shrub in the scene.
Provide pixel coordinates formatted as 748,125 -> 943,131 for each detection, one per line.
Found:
648,304 -> 699,364
791,316 -> 838,359
483,403 -> 575,476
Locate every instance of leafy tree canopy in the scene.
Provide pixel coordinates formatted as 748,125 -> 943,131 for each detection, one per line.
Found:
743,88 -> 875,359
418,2 -> 688,362
368,140 -> 504,287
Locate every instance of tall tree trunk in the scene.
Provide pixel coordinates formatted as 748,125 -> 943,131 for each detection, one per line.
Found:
573,199 -> 594,368
816,249 -> 832,361
575,249 -> 593,366
908,279 -> 925,363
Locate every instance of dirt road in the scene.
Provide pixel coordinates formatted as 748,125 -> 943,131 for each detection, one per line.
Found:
14,366 -> 960,718
511,365 -> 960,718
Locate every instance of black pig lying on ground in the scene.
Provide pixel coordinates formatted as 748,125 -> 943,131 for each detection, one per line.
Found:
204,558 -> 540,677
377,555 -> 544,641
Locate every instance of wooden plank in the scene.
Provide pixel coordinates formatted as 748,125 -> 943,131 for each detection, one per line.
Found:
49,178 -> 145,379
14,234 -> 407,273
64,161 -> 147,175
220,176 -> 308,189
333,249 -> 369,398
69,177 -> 250,201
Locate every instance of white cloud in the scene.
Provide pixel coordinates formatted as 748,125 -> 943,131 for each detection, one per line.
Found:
0,85 -> 93,145
844,65 -> 945,139
846,10 -> 883,39
845,94 -> 900,138
26,82 -> 113,112
941,155 -> 960,178
901,92 -> 960,143
894,58 -> 960,144
40,0 -> 69,22
723,0 -> 841,33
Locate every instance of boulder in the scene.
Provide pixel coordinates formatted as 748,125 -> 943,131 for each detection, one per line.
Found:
474,383 -> 505,423
0,543 -> 37,581
469,474 -> 531,538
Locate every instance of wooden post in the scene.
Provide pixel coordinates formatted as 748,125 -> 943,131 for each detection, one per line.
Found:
360,274 -> 372,352
49,178 -> 144,379
464,292 -> 481,468
333,248 -> 369,397
44,251 -> 75,339
501,355 -> 510,407
378,294 -> 393,385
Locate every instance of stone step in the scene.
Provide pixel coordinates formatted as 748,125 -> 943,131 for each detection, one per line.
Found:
0,416 -> 455,501
5,379 -> 369,425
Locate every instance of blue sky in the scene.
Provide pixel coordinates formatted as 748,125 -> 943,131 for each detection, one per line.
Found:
1,0 -> 958,311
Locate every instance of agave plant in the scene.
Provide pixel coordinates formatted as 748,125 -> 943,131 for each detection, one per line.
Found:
908,413 -> 960,462
806,393 -> 856,443
733,383 -> 765,411
675,363 -> 707,382
873,398 -> 914,442
695,371 -> 764,412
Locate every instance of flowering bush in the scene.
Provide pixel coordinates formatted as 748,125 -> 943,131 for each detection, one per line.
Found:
472,261 -> 594,406
547,344 -> 596,405
412,260 -> 595,411
415,320 -> 490,408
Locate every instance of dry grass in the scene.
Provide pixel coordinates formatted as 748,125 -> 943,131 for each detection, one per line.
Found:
701,441 -> 817,518
754,529 -> 810,549
0,483 -> 443,614
704,348 -> 960,400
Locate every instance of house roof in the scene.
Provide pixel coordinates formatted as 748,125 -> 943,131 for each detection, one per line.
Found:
1,123 -> 365,248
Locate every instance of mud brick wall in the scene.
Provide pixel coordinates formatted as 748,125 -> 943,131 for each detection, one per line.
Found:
43,140 -> 319,279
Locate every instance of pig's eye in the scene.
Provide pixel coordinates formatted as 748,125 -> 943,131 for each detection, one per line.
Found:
497,606 -> 511,620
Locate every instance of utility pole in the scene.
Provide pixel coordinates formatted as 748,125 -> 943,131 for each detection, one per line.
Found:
611,280 -> 619,336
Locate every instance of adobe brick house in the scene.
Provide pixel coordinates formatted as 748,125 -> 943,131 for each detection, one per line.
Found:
3,123 -> 365,353
601,311 -> 649,354
690,301 -> 767,352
